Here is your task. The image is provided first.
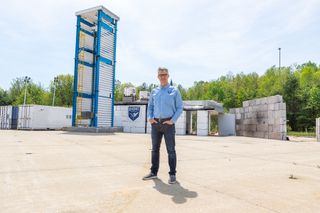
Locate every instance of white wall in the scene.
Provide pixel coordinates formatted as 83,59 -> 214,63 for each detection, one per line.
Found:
197,110 -> 209,136
114,105 -> 147,133
114,105 -> 186,135
146,111 -> 186,135
218,113 -> 235,136
176,111 -> 186,135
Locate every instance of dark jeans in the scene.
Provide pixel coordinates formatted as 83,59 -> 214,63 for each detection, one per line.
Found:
150,122 -> 176,176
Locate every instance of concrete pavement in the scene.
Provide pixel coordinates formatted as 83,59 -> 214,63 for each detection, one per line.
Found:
0,130 -> 320,212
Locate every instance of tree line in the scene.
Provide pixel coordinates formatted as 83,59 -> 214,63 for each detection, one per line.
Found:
1,61 -> 319,132
177,61 -> 320,132
0,74 -> 73,107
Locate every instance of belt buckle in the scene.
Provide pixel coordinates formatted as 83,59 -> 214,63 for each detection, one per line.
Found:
159,118 -> 162,123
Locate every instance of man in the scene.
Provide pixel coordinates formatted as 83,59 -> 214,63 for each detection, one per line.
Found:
142,67 -> 183,184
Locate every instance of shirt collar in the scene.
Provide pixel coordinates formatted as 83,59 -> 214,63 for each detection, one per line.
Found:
160,83 -> 170,89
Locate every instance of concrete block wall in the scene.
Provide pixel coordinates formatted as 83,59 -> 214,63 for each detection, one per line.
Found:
114,105 -> 186,135
175,111 -> 187,135
146,111 -> 186,135
316,118 -> 320,142
230,95 -> 287,140
114,105 -> 147,133
197,110 -> 209,136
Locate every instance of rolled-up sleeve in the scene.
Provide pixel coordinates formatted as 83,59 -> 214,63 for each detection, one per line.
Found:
171,89 -> 183,123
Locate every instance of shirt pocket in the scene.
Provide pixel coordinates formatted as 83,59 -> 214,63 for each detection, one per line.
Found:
165,91 -> 176,106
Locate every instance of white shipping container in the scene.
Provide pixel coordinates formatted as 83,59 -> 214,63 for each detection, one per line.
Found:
0,105 -> 12,129
139,91 -> 150,100
18,105 -> 72,130
124,87 -> 136,96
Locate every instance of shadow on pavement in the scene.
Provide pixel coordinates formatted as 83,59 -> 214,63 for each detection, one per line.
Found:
152,178 -> 198,204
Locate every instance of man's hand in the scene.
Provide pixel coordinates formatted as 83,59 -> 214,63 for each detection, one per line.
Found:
163,120 -> 174,125
149,118 -> 158,124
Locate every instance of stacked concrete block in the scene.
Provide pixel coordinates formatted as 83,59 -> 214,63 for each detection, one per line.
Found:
146,122 -> 151,134
197,110 -> 209,136
230,95 -> 287,140
114,104 -> 187,135
175,111 -> 186,135
146,111 -> 186,135
113,107 -> 121,126
218,113 -> 236,136
114,105 -> 146,133
316,118 -> 320,142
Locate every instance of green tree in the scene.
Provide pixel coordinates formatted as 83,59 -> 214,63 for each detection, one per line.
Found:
283,73 -> 300,131
148,83 -> 158,92
114,81 -> 134,101
293,62 -> 320,131
49,74 -> 73,107
8,77 -> 48,105
177,84 -> 187,100
297,61 -> 319,87
257,66 -> 290,97
0,87 -> 10,105
7,77 -> 25,104
307,86 -> 320,118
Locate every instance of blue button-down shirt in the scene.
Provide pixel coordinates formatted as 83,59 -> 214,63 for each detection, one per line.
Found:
147,84 -> 183,123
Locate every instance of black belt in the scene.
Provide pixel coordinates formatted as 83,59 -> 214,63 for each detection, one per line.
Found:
154,117 -> 171,123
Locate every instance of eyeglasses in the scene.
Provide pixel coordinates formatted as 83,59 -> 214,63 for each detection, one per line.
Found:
158,74 -> 168,77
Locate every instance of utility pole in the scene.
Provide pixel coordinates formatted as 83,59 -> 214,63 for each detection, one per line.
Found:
23,76 -> 31,106
278,47 -> 281,70
52,77 -> 58,106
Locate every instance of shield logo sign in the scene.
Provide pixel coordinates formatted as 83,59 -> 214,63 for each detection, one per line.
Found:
128,106 -> 140,121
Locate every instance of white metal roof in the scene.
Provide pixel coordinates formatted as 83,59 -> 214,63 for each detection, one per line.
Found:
183,100 -> 224,113
75,5 -> 120,22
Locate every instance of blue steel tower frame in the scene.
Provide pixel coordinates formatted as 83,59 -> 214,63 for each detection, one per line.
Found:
72,6 -> 119,128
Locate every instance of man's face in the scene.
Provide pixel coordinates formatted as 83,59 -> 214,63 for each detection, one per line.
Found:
158,70 -> 169,85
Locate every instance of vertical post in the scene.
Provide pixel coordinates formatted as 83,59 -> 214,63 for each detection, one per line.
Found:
23,84 -> 27,105
23,76 -> 30,106
52,85 -> 56,106
91,31 -> 97,126
52,77 -> 58,106
316,118 -> 320,142
93,10 -> 102,127
278,47 -> 281,70
278,47 -> 283,86
72,16 -> 81,127
111,20 -> 118,127
23,76 -> 30,130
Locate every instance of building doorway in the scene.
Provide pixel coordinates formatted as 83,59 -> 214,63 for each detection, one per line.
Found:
209,111 -> 219,136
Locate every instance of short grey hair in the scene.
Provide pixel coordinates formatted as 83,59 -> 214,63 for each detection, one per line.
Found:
158,67 -> 169,74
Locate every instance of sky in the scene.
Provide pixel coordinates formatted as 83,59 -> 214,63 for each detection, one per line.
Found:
0,0 -> 319,90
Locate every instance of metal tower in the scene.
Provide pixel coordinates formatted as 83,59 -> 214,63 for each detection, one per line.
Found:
72,6 -> 119,128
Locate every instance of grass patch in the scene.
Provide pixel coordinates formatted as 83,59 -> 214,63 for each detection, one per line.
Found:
287,131 -> 316,137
